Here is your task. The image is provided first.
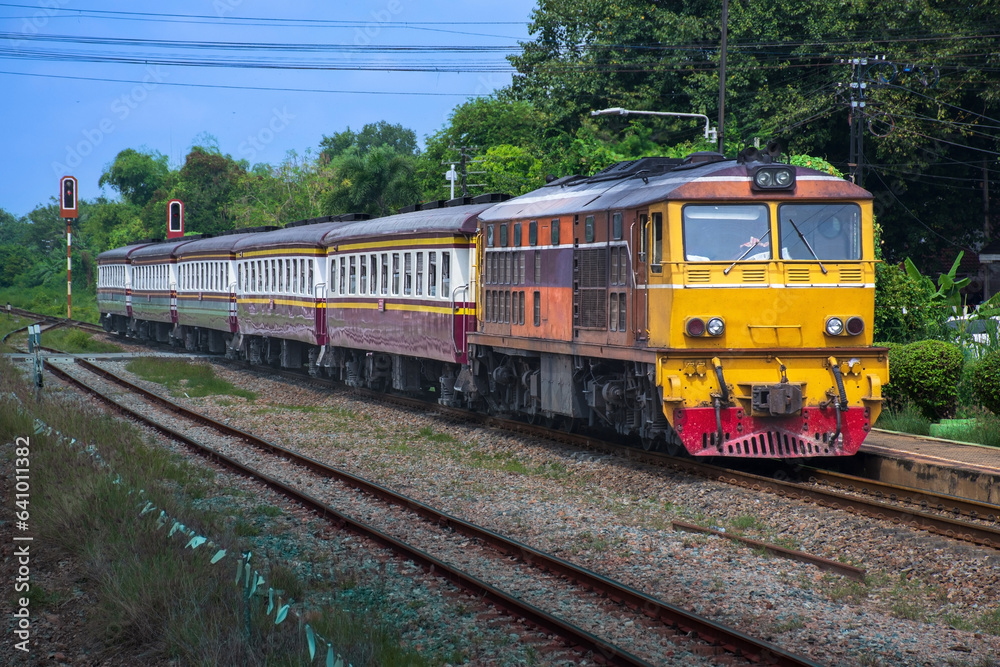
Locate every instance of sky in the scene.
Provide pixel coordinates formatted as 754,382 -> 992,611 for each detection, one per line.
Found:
0,0 -> 539,218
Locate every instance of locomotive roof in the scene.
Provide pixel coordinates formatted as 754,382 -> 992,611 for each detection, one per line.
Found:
478,159 -> 871,222
323,203 -> 490,245
97,242 -> 154,264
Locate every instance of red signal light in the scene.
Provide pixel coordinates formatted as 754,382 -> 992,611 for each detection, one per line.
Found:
167,199 -> 185,239
59,176 -> 78,218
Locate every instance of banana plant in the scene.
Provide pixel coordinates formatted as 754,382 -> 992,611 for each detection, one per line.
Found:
904,251 -> 970,309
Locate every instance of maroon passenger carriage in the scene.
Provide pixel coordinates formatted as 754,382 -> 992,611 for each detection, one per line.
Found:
97,241 -> 153,334
229,218 -> 340,367
119,239 -> 197,343
173,228 -> 276,354
319,200 -> 498,397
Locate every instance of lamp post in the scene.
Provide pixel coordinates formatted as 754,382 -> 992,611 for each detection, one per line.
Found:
590,107 -> 718,145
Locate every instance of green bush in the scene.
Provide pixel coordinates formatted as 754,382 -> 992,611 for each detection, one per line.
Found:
877,341 -> 906,410
971,349 -> 1000,415
885,340 -> 964,420
874,263 -> 948,343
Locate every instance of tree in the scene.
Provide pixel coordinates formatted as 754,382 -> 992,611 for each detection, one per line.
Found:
98,149 -> 170,207
320,121 -> 418,163
504,0 -> 1000,274
323,146 -> 419,218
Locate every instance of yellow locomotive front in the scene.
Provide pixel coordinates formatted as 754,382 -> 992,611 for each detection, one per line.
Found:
649,157 -> 887,456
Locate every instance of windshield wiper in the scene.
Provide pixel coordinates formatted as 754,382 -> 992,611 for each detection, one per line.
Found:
724,237 -> 761,275
787,218 -> 828,274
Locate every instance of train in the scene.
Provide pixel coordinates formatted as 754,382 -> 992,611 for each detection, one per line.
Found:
97,148 -> 888,459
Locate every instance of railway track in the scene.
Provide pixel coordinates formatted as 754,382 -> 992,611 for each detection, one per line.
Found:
10,309 -> 1000,554
43,356 -> 823,667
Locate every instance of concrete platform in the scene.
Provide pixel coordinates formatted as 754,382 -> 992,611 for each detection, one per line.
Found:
856,430 -> 1000,505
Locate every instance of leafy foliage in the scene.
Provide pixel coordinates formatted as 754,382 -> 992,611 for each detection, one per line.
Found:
319,121 -> 418,163
884,340 -> 964,420
323,146 -> 419,218
971,350 -> 1000,416
874,262 -> 948,343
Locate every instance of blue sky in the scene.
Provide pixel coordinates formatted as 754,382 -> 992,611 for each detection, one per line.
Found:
0,0 -> 538,217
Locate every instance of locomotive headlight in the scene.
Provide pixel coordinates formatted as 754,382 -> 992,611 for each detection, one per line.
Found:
750,166 -> 796,191
825,317 -> 845,336
706,317 -> 725,336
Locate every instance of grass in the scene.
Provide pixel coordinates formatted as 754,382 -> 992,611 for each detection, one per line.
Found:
42,327 -> 123,353
0,353 -> 430,665
875,402 -> 931,436
877,402 -> 1000,448
0,284 -> 99,324
126,358 -> 257,400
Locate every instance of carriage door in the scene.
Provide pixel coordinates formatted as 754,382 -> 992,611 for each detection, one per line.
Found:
313,282 -> 328,345
632,210 -> 649,341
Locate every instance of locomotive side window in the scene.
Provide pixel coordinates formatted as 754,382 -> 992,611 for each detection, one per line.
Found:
551,219 -> 560,245
651,212 -> 664,268
682,204 -> 770,262
533,291 -> 540,326
486,225 -> 494,247
500,224 -> 508,247
349,256 -> 357,295
612,212 -> 623,240
428,252 -> 437,297
529,221 -> 537,246
380,254 -> 388,295
618,293 -> 627,332
340,258 -> 347,295
359,255 -> 368,294
778,203 -> 862,260
404,252 -> 413,295
514,223 -> 522,246
585,215 -> 595,243
369,255 -> 377,295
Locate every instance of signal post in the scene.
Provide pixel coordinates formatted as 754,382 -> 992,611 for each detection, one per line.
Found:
59,176 -> 78,319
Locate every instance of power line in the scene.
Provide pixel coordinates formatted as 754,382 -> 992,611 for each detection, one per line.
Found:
0,69 -> 483,96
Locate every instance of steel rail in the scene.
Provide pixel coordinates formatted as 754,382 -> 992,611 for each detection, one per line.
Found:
199,357 -> 1000,553
45,361 -> 653,667
54,357 -> 824,667
659,456 -> 1000,550
213,360 -> 1000,551
800,467 -> 1000,523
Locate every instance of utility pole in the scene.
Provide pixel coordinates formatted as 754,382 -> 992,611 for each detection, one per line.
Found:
459,147 -> 469,197
848,57 -> 867,187
718,0 -> 729,155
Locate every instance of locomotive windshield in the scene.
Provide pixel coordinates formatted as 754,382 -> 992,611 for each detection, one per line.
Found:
778,203 -> 862,260
683,204 -> 770,262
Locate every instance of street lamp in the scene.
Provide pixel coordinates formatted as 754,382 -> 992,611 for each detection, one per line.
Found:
590,107 -> 719,145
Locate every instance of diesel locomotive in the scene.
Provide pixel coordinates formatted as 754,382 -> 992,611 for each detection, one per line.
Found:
98,149 -> 887,458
